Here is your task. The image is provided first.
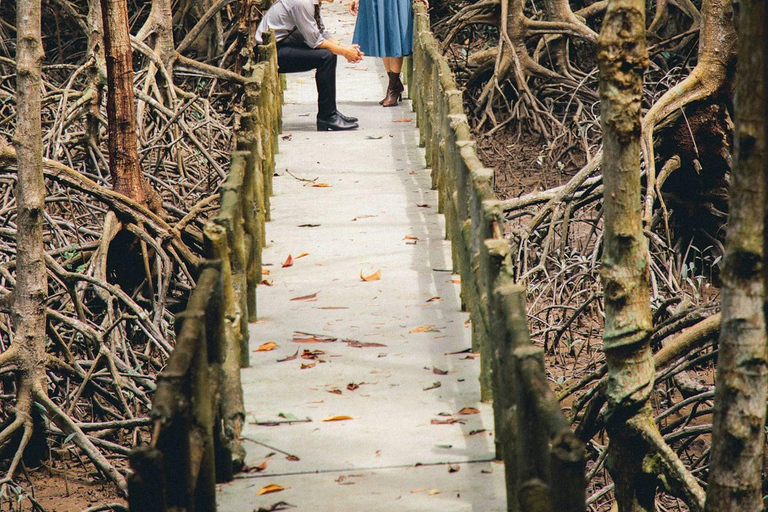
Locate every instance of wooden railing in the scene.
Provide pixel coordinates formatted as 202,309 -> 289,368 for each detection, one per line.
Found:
127,32 -> 282,512
406,7 -> 586,511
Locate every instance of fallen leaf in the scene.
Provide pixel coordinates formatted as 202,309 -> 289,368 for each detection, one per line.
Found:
300,362 -> 316,369
292,332 -> 337,343
313,183 -> 333,188
257,484 -> 286,496
435,444 -> 452,449
255,502 -> 296,512
360,269 -> 381,281
255,460 -> 269,471
410,488 -> 429,494
428,489 -> 440,495
281,133 -> 293,141
452,277 -> 461,284
444,348 -> 473,355
394,118 -> 413,122
277,349 -> 299,362
410,324 -> 436,333
318,306 -> 349,310
469,429 -> 487,436
404,235 -> 419,240
344,340 -> 387,348
432,367 -> 448,375
296,253 -> 310,259
458,407 -> 480,415
298,223 -> 321,228
346,382 -> 360,391
448,465 -> 460,473
263,269 -> 271,275
322,415 -> 353,422
290,291 -> 319,301
327,389 -> 342,395
365,135 -> 383,139
423,381 -> 442,391
260,279 -> 274,286
278,412 -> 298,420
416,203 -> 431,208
286,455 -> 300,461
431,418 -> 465,425
256,342 -> 278,352
462,354 -> 478,360
282,255 -> 293,268
301,349 -> 325,360
426,296 -> 441,302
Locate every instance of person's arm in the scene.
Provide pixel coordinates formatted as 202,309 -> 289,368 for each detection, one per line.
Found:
317,39 -> 364,62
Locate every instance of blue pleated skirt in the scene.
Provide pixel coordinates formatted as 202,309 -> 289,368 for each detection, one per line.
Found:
352,0 -> 413,58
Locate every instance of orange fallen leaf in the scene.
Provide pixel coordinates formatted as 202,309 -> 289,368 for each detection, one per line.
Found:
452,277 -> 461,284
290,292 -> 319,301
313,183 -> 332,187
263,268 -> 271,275
282,255 -> 293,268
426,296 -> 441,302
327,389 -> 342,395
300,362 -> 316,369
322,415 -> 353,422
256,342 -> 278,352
277,349 -> 299,362
360,269 -> 381,282
296,252 -> 310,259
260,279 -> 274,286
428,489 -> 440,495
404,235 -> 419,240
394,118 -> 413,123
410,324 -> 435,333
255,460 -> 268,471
257,484 -> 285,496
457,407 -> 480,415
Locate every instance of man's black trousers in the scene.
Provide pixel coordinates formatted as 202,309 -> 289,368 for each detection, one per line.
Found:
276,43 -> 336,118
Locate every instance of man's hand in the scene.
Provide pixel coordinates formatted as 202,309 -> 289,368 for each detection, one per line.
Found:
343,44 -> 364,63
348,0 -> 359,15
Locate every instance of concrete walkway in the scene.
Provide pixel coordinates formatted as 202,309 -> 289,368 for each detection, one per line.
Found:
217,4 -> 506,511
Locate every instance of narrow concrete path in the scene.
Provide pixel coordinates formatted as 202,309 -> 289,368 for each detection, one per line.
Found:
218,4 -> 506,511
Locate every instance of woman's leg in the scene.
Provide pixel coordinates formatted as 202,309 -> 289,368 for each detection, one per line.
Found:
388,57 -> 404,73
382,56 -> 392,73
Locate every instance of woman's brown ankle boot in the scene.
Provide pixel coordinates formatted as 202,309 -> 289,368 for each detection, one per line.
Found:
382,71 -> 404,107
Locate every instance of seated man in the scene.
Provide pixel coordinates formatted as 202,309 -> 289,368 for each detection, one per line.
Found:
256,0 -> 364,131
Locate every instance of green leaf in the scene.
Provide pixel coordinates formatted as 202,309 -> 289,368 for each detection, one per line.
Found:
278,412 -> 298,421
64,433 -> 76,444
365,135 -> 383,140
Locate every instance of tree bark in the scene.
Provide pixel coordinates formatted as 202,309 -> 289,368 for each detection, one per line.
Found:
100,0 -> 162,214
597,1 -> 657,510
704,0 -> 767,508
12,0 -> 48,474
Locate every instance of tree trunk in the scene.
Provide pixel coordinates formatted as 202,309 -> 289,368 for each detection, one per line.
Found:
10,0 -> 48,475
100,0 -> 163,214
86,0 -> 106,146
704,0 -> 767,508
597,1 -> 656,511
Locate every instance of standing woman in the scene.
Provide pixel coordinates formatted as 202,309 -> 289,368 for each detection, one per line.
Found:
349,0 -> 427,106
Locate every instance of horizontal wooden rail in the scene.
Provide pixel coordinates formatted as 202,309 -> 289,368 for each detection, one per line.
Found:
128,31 -> 282,512
406,7 -> 586,511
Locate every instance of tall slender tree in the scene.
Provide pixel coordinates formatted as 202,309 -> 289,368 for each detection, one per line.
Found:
705,0 -> 767,508
100,0 -> 163,214
597,1 -> 657,510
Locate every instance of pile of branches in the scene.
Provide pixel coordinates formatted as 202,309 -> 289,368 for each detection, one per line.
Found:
0,0 -> 257,504
434,0 -> 737,508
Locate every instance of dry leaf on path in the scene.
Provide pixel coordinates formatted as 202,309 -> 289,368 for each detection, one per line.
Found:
423,381 -> 441,391
360,269 -> 381,281
327,389 -> 342,395
404,235 -> 419,240
277,349 -> 299,362
300,362 -> 316,369
426,296 -> 441,302
256,342 -> 278,352
432,367 -> 448,375
457,407 -> 480,415
292,332 -> 337,343
301,349 -> 325,360
257,484 -> 286,496
431,418 -> 465,425
282,255 -> 293,268
322,415 -> 353,422
449,465 -> 460,473
344,339 -> 387,348
290,291 -> 319,301
255,502 -> 296,512
260,280 -> 274,286
410,325 -> 436,333
263,269 -> 271,275
394,118 -> 413,122
346,382 -> 361,391
312,183 -> 333,187
428,489 -> 440,496
296,253 -> 310,258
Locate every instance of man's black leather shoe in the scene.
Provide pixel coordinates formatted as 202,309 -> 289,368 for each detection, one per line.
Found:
317,112 -> 359,131
335,110 -> 358,123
